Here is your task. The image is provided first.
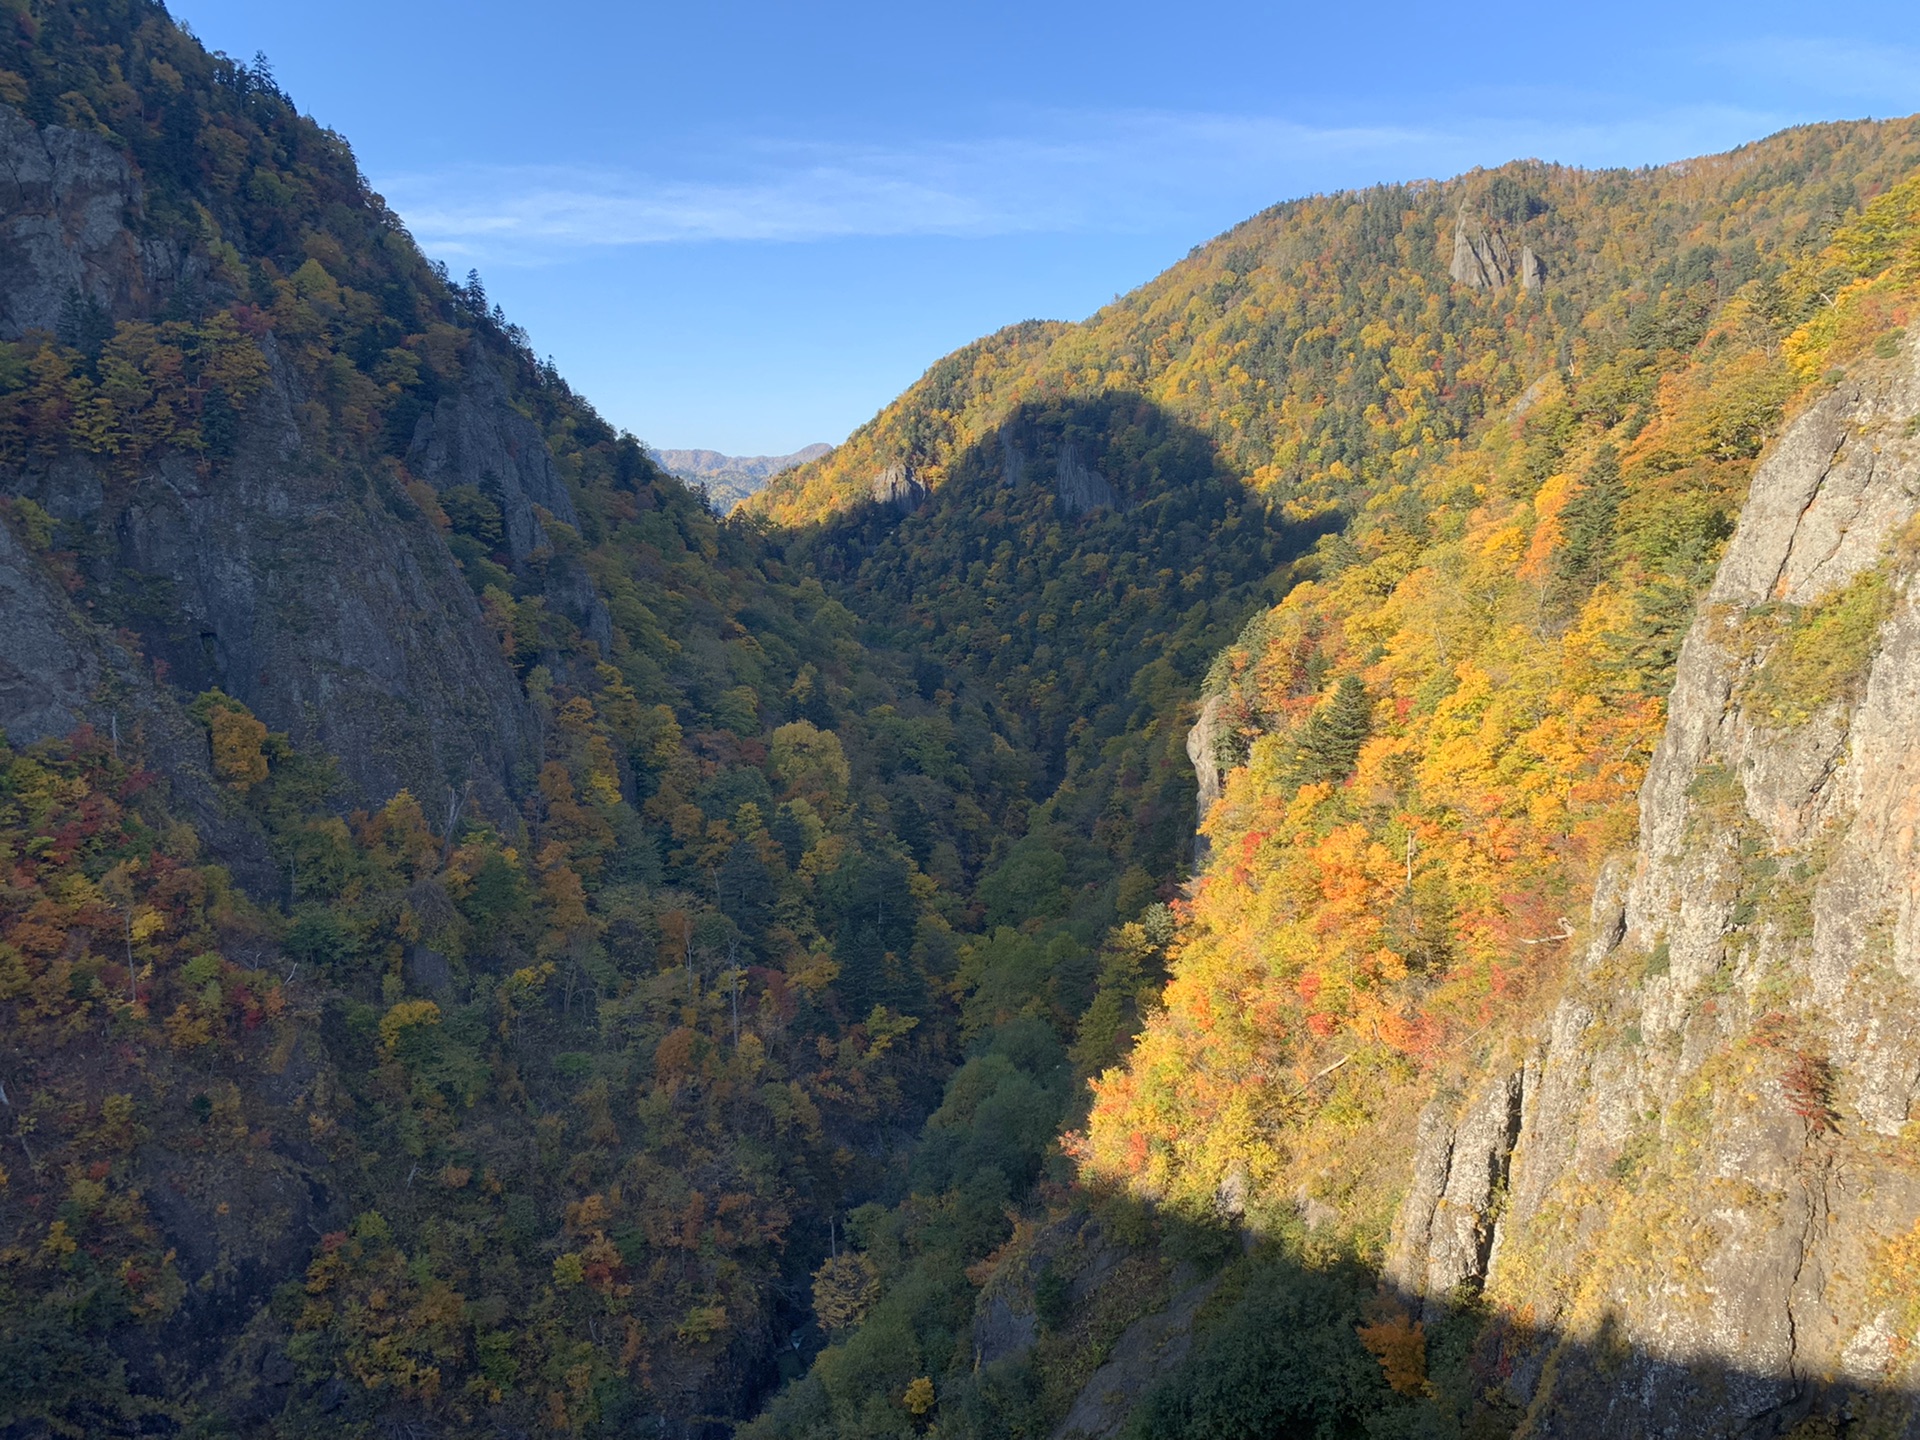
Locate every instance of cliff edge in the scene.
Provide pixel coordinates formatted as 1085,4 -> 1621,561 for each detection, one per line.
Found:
1389,330 -> 1920,1436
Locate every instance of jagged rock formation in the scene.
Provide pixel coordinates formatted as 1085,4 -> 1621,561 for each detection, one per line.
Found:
1387,331 -> 1920,1435
1054,442 -> 1118,515
870,460 -> 928,513
1449,208 -> 1514,289
1449,208 -> 1547,293
1384,1070 -> 1524,1323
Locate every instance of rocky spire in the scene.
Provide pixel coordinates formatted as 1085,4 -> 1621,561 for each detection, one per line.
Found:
1519,244 -> 1546,292
1448,206 -> 1513,288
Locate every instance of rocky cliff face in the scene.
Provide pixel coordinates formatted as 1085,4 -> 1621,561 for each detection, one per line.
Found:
1449,207 -> 1548,294
0,100 -> 552,827
1387,332 -> 1920,1435
1449,208 -> 1514,289
871,460 -> 929,513
1184,692 -> 1228,867
0,104 -> 197,337
0,487 -> 283,878
1055,442 -> 1119,517
14,366 -> 542,820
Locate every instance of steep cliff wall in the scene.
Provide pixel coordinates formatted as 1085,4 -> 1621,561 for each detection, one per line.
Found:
1389,331 -> 1920,1436
0,103 -> 196,337
0,99 -> 547,825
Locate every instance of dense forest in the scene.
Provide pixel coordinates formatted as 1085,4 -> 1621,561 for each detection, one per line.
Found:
2,2 -> 1920,1437
746,132 -> 1920,1440
0,0 -> 1154,1430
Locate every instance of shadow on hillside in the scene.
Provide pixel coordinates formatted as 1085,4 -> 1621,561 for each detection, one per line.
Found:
85,1184 -> 1912,1439
766,392 -> 1335,830
939,1201 -> 1918,1440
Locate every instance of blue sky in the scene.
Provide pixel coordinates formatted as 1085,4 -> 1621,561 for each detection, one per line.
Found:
171,1 -> 1920,456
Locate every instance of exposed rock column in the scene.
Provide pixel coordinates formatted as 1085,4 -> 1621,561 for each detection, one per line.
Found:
1186,693 -> 1228,868
1449,208 -> 1513,289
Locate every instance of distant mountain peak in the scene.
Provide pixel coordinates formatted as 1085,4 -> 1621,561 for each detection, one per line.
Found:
650,442 -> 832,509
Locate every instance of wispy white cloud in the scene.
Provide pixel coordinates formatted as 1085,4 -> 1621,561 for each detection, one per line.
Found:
394,157 -> 1007,252
380,100 -> 1813,264
382,111 -> 1434,258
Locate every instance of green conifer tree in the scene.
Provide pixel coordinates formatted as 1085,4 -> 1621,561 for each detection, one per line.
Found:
1554,443 -> 1624,602
1294,676 -> 1372,785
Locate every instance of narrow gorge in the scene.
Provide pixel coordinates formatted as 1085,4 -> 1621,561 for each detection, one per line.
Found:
3,5 -> 1920,1438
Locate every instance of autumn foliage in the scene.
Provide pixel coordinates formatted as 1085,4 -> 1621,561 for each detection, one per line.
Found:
1069,168 -> 1920,1231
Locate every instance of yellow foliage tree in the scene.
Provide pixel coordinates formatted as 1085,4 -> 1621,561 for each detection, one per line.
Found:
903,1375 -> 935,1416
199,693 -> 268,790
379,998 -> 442,1055
811,1252 -> 880,1332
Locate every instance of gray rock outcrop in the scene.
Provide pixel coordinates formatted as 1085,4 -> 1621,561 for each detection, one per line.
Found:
1186,692 -> 1229,867
1448,208 -> 1547,293
1055,442 -> 1118,516
1449,208 -> 1514,289
1387,330 -> 1920,1434
1384,1068 -> 1524,1322
1519,244 -> 1546,292
871,461 -> 928,514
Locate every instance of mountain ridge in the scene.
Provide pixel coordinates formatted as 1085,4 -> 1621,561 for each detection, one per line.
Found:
746,126 -> 1920,1440
750,118 -> 1920,532
2,5 -> 1920,1435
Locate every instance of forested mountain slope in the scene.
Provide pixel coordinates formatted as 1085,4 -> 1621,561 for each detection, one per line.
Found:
0,1 -> 1175,1433
1056,176 -> 1920,1440
743,105 -> 1920,1440
4,2 -> 1920,1438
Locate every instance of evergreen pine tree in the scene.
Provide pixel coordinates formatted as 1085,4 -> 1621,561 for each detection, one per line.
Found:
1554,443 -> 1623,601
1294,676 -> 1372,785
55,286 -> 112,367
